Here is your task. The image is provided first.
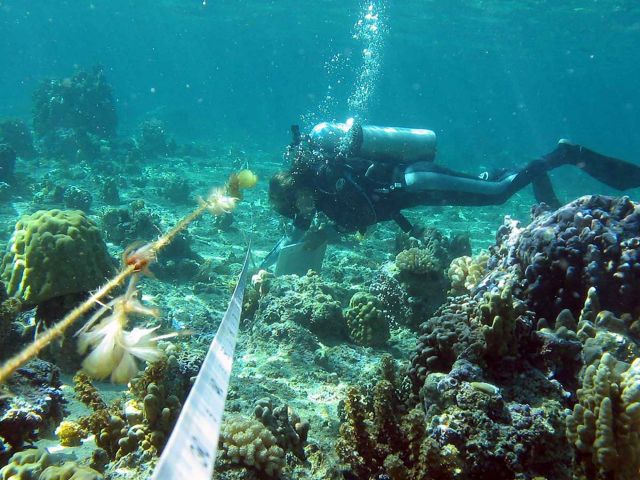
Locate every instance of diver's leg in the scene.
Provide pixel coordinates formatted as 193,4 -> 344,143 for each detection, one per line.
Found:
402,162 -> 517,206
543,139 -> 640,190
531,172 -> 561,209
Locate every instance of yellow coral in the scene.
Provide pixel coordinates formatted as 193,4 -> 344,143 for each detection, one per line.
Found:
56,420 -> 87,447
566,353 -> 640,479
448,250 -> 489,294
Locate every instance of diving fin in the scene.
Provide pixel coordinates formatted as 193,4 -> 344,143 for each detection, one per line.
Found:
556,140 -> 640,191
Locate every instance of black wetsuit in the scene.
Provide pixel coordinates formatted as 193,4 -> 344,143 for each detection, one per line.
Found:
299,141 -> 640,234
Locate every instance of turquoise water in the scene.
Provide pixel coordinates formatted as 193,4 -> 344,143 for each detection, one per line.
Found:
2,1 -> 639,157
1,2 -> 640,479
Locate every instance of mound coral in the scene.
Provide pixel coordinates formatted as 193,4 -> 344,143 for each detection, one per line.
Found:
0,209 -> 115,306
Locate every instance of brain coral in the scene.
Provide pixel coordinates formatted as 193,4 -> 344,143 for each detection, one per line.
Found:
1,209 -> 114,305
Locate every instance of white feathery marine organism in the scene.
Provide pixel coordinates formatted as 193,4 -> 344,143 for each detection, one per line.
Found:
203,188 -> 238,216
77,274 -> 166,384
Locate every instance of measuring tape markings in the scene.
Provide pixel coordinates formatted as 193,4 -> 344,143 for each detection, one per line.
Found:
152,243 -> 251,480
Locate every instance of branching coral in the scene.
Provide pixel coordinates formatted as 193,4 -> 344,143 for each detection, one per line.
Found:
253,398 -> 309,461
218,414 -> 286,477
447,250 -> 489,294
475,284 -> 528,364
396,247 -> 441,276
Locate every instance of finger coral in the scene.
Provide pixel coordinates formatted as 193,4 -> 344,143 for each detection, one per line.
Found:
566,352 -> 640,480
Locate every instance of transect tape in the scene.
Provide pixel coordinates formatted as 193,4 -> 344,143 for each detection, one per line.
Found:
151,243 -> 251,480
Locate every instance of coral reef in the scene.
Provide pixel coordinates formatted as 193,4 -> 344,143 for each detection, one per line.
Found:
0,209 -> 115,306
0,448 -> 103,480
395,246 -> 441,276
396,196 -> 640,479
62,187 -> 92,212
0,119 -> 36,159
39,462 -> 103,480
514,195 -> 640,320
475,284 -> 529,365
0,448 -> 52,479
74,356 -> 186,468
0,360 -> 65,450
0,283 -> 21,355
55,421 -> 87,447
447,250 -> 490,294
33,66 -> 116,159
253,398 -> 309,461
385,228 -> 457,328
100,201 -> 162,246
256,271 -> 348,340
135,119 -> 176,159
368,266 -> 413,328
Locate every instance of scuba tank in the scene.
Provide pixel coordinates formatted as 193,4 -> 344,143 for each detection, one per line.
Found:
310,118 -> 437,163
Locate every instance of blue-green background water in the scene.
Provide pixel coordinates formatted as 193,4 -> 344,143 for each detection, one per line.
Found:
1,0 -> 639,175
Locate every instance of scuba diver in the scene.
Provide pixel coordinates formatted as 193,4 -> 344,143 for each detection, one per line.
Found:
263,118 -> 640,273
